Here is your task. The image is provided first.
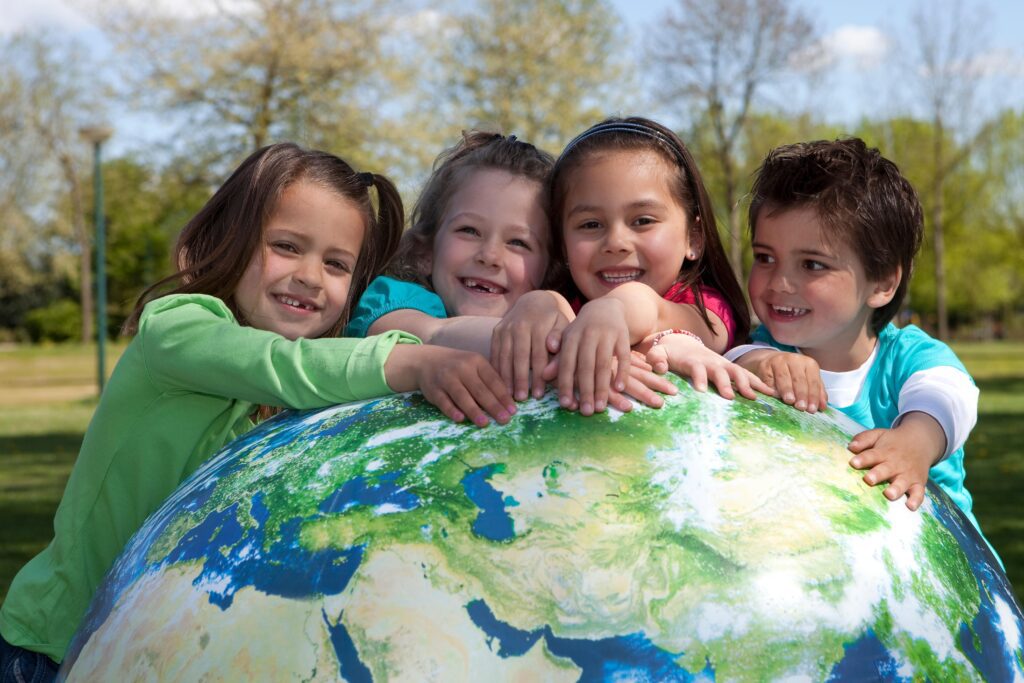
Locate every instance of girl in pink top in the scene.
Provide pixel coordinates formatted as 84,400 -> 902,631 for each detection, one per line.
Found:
494,117 -> 767,414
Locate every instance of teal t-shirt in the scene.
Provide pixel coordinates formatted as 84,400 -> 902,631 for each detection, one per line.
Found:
752,324 -> 982,533
346,276 -> 448,338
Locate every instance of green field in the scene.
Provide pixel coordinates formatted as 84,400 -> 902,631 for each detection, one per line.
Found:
2,341 -> 1022,609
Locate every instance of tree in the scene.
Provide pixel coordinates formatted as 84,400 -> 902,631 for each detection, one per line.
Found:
647,0 -> 817,282
440,0 -> 629,153
0,31 -> 105,341
907,0 -> 993,340
97,0 -> 410,172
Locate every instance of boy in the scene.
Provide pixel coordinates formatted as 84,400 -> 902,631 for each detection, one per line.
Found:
727,138 -> 984,535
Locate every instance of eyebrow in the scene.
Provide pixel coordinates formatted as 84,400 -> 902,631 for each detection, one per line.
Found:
267,228 -> 357,259
444,212 -> 538,235
566,199 -> 667,217
751,241 -> 835,259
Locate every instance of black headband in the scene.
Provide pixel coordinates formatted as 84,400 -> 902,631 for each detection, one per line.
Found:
556,121 -> 687,167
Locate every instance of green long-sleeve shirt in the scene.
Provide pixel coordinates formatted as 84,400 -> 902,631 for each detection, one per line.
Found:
0,294 -> 417,661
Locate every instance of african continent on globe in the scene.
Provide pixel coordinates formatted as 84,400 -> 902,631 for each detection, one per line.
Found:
60,378 -> 1023,681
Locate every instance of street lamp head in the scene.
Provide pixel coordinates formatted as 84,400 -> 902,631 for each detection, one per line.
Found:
79,125 -> 113,145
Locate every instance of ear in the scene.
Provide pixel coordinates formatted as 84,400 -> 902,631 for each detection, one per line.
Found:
417,250 -> 433,279
867,266 -> 901,309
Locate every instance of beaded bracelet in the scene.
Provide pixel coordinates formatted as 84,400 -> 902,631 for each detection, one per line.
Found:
650,328 -> 704,347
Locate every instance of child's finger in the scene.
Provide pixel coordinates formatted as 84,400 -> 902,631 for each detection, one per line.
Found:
612,336 -> 631,394
529,330 -> 549,399
709,366 -> 736,399
607,388 -> 637,412
511,329 -> 534,401
593,338 -> 618,413
905,483 -> 925,511
423,387 -> 465,424
557,339 -> 579,410
848,429 -> 885,454
574,336 -> 599,416
863,461 -> 895,487
689,364 -> 709,393
770,362 -> 796,404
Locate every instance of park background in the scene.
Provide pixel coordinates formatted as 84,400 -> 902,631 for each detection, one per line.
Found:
1,0 -> 1022,606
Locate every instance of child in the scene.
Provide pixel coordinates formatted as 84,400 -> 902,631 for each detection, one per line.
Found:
727,138 -> 984,531
496,117 -> 767,415
0,143 -> 514,676
347,131 -> 678,410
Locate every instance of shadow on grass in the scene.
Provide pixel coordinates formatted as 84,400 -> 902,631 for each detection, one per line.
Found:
966,411 -> 1024,607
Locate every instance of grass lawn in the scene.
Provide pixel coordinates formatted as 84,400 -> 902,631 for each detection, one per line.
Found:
1,341 -> 1022,609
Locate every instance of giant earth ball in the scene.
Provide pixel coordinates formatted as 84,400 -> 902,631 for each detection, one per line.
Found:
59,379 -> 1023,681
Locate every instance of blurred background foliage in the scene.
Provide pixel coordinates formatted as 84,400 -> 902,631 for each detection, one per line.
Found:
1,0 -> 1022,344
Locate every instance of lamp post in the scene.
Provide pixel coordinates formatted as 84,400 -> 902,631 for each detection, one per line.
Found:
79,125 -> 113,395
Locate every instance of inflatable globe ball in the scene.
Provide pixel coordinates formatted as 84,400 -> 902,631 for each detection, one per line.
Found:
60,379 -> 1023,681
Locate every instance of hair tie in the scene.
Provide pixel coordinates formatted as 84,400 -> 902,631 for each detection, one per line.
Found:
507,134 -> 518,143
356,172 -> 374,187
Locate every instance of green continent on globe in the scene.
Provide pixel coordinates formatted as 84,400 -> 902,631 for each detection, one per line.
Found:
61,377 -> 1024,682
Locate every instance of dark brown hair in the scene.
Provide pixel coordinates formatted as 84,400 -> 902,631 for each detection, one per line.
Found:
388,131 -> 555,288
124,142 -> 403,336
748,137 -> 923,334
549,116 -> 750,342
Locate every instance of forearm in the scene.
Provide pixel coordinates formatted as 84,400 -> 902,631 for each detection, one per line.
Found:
427,316 -> 501,357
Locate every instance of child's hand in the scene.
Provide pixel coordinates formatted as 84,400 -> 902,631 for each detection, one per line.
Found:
554,298 -> 632,416
848,412 -> 946,511
541,351 -> 677,412
385,345 -> 516,427
491,291 -> 573,402
646,333 -> 773,401
748,351 -> 827,412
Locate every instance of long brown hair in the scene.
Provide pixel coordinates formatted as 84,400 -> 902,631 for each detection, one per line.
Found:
388,131 -> 555,288
123,143 -> 403,336
549,116 -> 750,342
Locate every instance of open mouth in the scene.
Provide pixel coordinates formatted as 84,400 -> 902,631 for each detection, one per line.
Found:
598,269 -> 643,285
460,278 -> 506,295
770,304 -> 809,319
275,294 -> 319,312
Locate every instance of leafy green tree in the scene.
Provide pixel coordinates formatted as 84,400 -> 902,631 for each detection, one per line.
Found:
439,0 -> 629,152
647,0 -> 817,282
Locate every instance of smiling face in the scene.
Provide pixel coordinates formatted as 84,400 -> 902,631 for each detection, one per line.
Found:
748,206 -> 898,371
561,150 -> 695,301
234,180 -> 366,340
428,168 -> 550,317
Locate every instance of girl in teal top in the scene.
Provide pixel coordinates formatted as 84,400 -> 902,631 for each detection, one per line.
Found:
0,143 -> 515,677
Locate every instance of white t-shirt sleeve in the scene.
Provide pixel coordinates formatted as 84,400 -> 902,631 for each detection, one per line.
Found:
894,366 -> 978,461
724,342 -> 775,363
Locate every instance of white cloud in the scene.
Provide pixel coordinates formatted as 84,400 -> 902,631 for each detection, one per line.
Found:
963,48 -> 1024,78
824,25 -> 890,69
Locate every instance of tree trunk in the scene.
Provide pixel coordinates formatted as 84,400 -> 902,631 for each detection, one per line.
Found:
933,119 -> 948,341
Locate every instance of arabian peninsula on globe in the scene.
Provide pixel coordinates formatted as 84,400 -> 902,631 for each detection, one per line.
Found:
59,377 -> 1023,681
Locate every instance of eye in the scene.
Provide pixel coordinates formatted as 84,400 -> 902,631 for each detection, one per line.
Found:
752,252 -> 774,265
633,216 -> 656,227
803,260 -> 827,271
455,225 -> 480,236
508,238 -> 531,249
271,241 -> 298,254
326,259 -> 352,274
577,219 -> 601,231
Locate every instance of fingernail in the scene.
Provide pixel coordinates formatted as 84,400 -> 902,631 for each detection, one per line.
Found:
515,390 -> 526,401
796,400 -> 806,410
475,415 -> 489,427
496,411 -> 510,422
616,381 -> 625,391
784,393 -> 794,403
850,458 -> 860,467
506,404 -> 517,415
560,395 -> 571,408
595,400 -> 606,412
452,411 -> 465,422
581,402 -> 592,415
809,403 -> 817,412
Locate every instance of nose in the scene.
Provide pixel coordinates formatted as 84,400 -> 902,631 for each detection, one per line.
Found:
294,257 -> 322,289
767,267 -> 796,294
476,236 -> 501,267
602,223 -> 631,253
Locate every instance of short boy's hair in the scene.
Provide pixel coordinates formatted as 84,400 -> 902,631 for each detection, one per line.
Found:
748,138 -> 923,334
